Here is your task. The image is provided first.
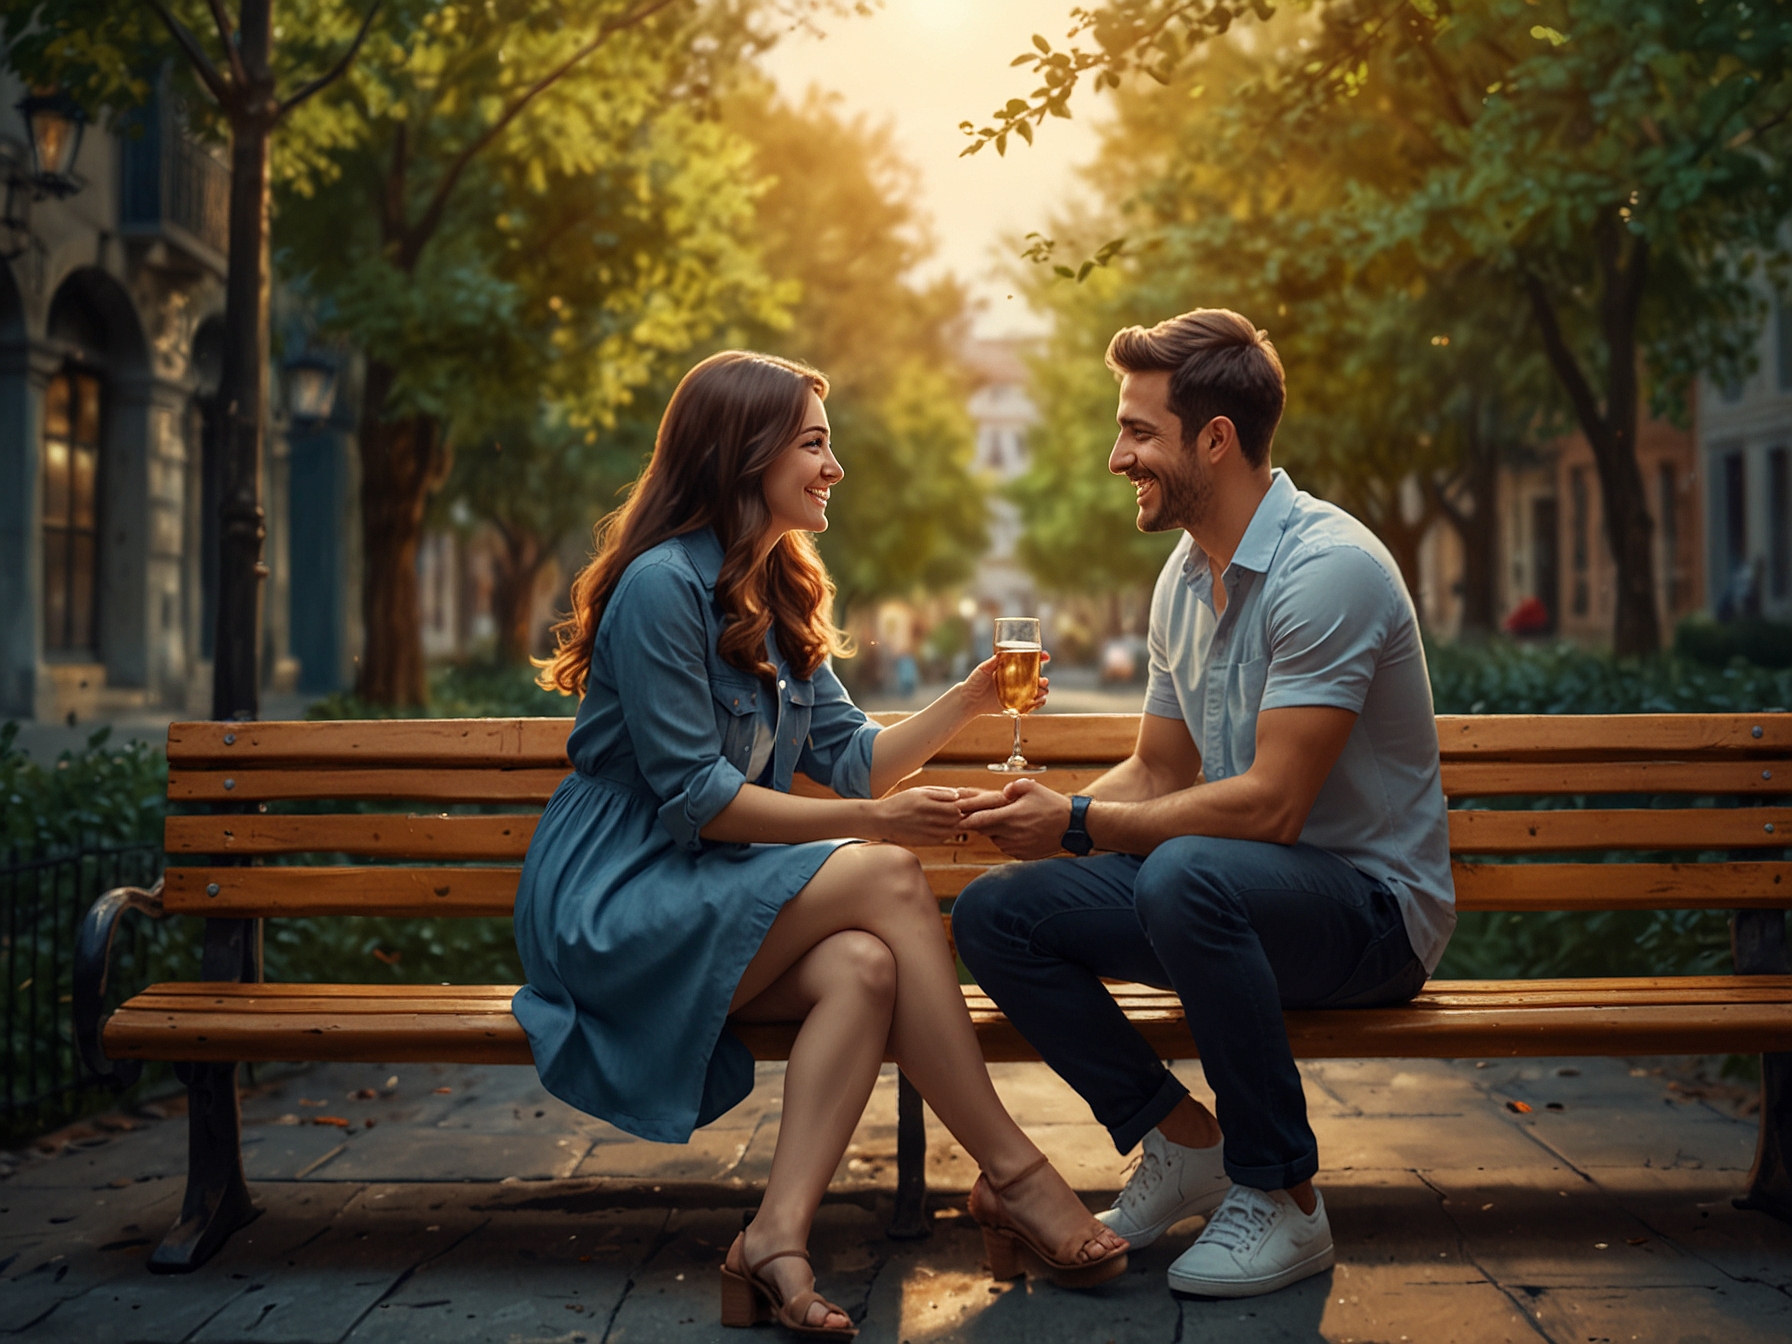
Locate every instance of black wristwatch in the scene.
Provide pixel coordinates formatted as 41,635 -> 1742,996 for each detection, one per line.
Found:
1061,794 -> 1094,856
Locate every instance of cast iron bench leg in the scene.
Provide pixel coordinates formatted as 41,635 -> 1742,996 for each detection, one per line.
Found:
150,918 -> 263,1273
1732,908 -> 1792,1224
887,1070 -> 931,1239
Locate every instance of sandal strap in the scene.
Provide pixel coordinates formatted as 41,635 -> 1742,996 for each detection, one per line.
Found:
986,1153 -> 1052,1197
780,1288 -> 850,1331
746,1246 -> 813,1279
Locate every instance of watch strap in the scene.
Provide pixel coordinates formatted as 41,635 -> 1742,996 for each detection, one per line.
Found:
1062,794 -> 1094,856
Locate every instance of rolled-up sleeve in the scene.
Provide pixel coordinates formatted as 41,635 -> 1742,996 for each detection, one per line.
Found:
603,559 -> 746,850
1259,546 -> 1395,716
799,660 -> 882,799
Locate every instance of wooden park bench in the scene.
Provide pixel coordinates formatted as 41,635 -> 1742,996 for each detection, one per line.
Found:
75,711 -> 1792,1272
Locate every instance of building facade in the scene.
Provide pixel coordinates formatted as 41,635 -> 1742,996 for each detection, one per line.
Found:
1698,284 -> 1792,620
0,73 -> 311,722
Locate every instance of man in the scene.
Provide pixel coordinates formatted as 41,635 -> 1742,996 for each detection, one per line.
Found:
952,308 -> 1455,1299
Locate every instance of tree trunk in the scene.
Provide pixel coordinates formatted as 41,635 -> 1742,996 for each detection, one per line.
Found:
1432,411 -> 1502,641
210,0 -> 277,722
356,360 -> 449,706
491,526 -> 548,666
1524,222 -> 1660,657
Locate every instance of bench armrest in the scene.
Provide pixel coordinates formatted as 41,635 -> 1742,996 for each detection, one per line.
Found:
73,876 -> 165,1086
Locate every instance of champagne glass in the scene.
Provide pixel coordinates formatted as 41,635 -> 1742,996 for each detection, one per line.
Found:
988,617 -> 1046,774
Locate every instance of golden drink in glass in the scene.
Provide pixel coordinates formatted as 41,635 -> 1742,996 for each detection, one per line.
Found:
989,618 -> 1045,773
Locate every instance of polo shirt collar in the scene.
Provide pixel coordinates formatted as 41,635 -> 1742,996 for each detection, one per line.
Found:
675,526 -> 726,591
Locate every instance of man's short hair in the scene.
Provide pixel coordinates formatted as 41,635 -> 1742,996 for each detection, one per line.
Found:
1105,309 -> 1286,467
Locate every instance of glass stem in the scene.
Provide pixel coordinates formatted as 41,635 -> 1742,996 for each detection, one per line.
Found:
1010,713 -> 1023,764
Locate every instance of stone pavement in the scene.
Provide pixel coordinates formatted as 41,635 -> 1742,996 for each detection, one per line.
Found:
3,1054 -> 1789,1343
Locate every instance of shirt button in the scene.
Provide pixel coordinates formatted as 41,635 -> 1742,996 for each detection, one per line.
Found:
778,679 -> 787,689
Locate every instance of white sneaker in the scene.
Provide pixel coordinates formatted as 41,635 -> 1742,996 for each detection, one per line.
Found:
1094,1128 -> 1231,1249
1166,1184 -> 1334,1298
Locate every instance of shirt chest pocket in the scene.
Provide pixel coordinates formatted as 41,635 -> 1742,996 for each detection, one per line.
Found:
1222,653 -> 1269,776
710,671 -> 763,771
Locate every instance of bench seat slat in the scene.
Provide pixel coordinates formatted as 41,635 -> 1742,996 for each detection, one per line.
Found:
104,978 -> 1792,1065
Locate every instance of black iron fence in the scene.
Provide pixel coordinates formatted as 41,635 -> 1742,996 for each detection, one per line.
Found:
2,843 -> 184,1146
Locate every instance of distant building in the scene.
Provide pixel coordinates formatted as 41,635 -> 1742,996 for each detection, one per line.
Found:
1698,279 -> 1792,620
962,337 -> 1038,618
1417,416 -> 1704,645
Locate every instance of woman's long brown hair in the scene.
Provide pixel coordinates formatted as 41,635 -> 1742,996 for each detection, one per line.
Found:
538,351 -> 849,697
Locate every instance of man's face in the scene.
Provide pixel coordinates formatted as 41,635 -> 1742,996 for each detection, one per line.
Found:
1109,370 -> 1210,533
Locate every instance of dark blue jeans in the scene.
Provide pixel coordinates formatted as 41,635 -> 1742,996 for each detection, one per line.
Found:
952,836 -> 1426,1191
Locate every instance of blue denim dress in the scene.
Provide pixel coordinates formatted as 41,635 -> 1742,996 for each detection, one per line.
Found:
512,528 -> 881,1142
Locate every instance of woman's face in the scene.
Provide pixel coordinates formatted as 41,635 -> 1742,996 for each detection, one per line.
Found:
760,389 -> 841,539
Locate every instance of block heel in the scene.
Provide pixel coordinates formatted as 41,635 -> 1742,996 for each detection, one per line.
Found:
982,1226 -> 1023,1280
720,1263 -> 767,1327
968,1157 -> 1130,1291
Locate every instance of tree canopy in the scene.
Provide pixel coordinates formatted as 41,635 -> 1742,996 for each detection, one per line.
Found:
978,0 -> 1792,653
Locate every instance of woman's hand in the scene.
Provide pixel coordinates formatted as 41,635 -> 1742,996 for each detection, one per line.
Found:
870,785 -> 968,846
956,651 -> 1050,720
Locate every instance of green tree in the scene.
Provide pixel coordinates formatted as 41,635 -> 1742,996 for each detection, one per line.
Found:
726,87 -> 987,617
977,0 -> 1792,654
275,0 -> 802,704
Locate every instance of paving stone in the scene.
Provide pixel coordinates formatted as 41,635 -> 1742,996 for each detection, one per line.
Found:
1522,1282 -> 1792,1344
1421,1166 -> 1740,1288
315,1128 -> 595,1182
189,1185 -> 475,1343
1581,1167 -> 1792,1292
344,1205 -> 664,1344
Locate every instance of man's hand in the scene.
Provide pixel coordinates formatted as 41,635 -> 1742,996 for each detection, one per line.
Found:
959,778 -> 1074,860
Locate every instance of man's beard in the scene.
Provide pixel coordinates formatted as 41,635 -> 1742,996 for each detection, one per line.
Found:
1134,458 -> 1211,533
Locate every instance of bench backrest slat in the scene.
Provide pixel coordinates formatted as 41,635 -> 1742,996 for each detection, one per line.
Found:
159,714 -> 1792,923
161,858 -> 1792,918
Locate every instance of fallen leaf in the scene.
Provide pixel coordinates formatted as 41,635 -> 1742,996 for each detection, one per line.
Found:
434,1087 -> 453,1095
299,1099 -> 325,1107
1506,1100 -> 1533,1114
354,1088 -> 377,1100
313,1116 -> 350,1128
372,948 -> 401,965
364,1118 -> 378,1129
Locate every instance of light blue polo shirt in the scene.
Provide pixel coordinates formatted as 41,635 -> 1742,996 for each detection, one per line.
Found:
1143,469 -> 1456,972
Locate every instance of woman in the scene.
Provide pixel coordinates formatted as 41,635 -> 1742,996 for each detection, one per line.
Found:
516,351 -> 1127,1338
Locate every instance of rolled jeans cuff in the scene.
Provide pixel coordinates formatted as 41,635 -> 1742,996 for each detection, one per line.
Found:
1110,1067 -> 1191,1155
1226,1147 -> 1319,1193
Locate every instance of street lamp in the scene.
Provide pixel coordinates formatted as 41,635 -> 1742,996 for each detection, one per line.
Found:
2,90 -> 87,260
18,90 -> 86,197
284,353 -> 338,422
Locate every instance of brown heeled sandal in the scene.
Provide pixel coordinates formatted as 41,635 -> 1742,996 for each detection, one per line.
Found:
970,1154 -> 1130,1290
719,1234 -> 858,1340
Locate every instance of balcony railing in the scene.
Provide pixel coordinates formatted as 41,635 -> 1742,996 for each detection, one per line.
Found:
119,89 -> 228,271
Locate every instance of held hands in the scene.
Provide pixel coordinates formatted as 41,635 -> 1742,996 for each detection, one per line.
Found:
870,786 -> 971,846
957,651 -> 1050,719
958,778 -> 1074,861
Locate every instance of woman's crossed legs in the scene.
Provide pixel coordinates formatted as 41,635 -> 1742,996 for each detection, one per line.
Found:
728,842 -> 1125,1328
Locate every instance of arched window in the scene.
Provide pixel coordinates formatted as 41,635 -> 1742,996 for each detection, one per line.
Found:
42,367 -> 102,653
